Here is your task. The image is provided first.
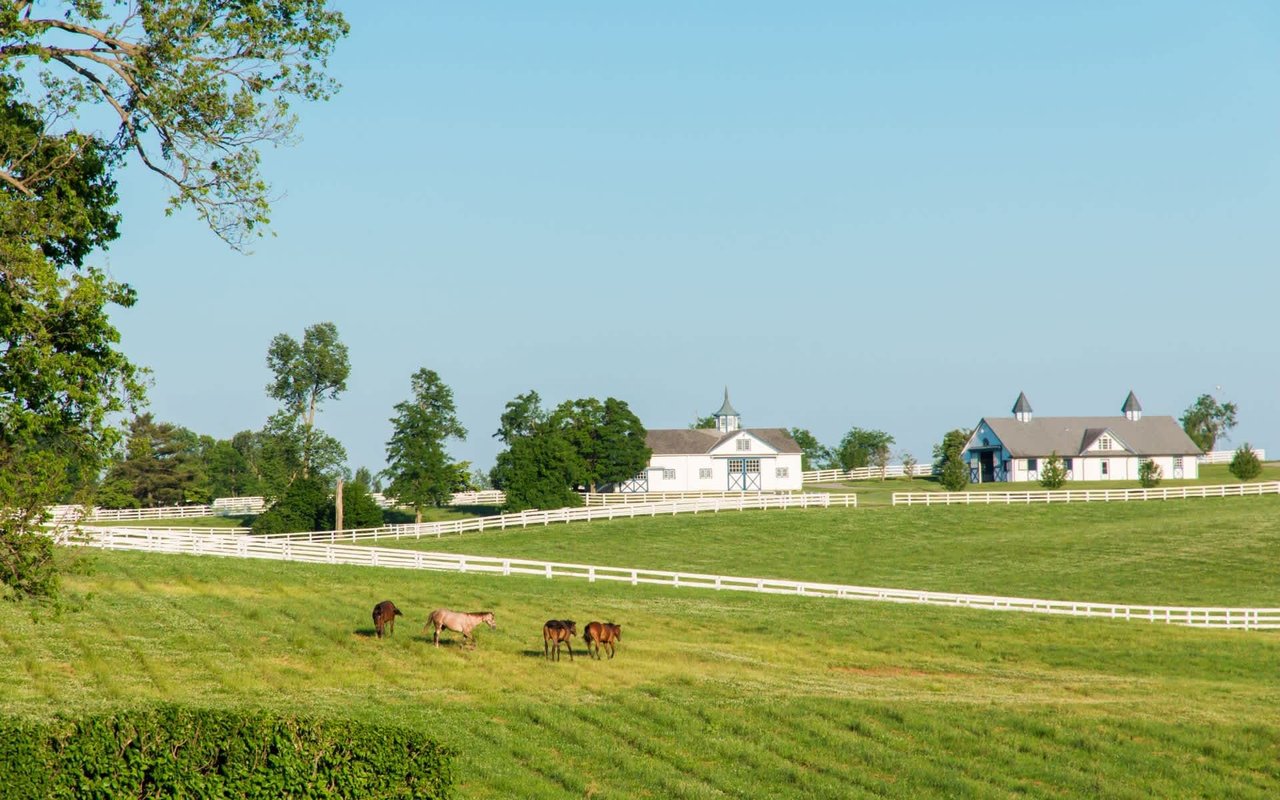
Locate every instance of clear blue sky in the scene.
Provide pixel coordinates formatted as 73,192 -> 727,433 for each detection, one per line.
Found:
102,2 -> 1279,475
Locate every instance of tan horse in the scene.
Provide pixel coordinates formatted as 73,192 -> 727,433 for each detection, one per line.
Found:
543,619 -> 577,661
584,621 -> 622,660
371,600 -> 403,639
425,609 -> 495,648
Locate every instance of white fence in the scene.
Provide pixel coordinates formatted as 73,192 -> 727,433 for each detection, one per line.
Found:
1199,449 -> 1266,464
582,491 -> 792,506
448,490 -> 506,506
69,528 -> 1280,630
803,464 -> 936,484
892,481 -> 1280,506
257,493 -> 857,544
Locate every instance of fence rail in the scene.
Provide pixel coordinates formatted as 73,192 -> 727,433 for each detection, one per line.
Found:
257,492 -> 857,544
892,481 -> 1280,506
69,528 -> 1280,630
803,464 -> 937,484
1199,449 -> 1266,464
581,490 -> 793,506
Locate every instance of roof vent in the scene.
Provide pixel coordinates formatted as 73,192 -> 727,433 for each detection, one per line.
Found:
1012,392 -> 1033,423
1122,391 -> 1143,422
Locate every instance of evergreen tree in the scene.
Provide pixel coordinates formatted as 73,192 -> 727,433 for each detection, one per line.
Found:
1039,452 -> 1067,489
383,369 -> 468,522
1138,459 -> 1162,488
1229,443 -> 1262,481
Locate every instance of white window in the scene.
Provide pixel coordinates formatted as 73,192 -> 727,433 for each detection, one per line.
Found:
699,467 -> 712,479
1173,457 -> 1183,468
776,467 -> 789,478
662,469 -> 676,480
1097,436 -> 1113,451
737,438 -> 751,451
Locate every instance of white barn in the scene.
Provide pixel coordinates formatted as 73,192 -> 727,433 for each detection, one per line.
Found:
963,391 -> 1203,483
615,390 -> 804,492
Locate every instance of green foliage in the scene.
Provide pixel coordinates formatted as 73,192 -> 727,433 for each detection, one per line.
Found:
492,390 -> 546,445
101,414 -> 202,507
1040,452 -> 1067,489
383,369 -> 468,517
1180,394 -> 1238,453
0,78 -> 143,601
836,427 -> 895,471
0,705 -> 453,799
323,482 -> 384,531
251,476 -> 330,535
939,456 -> 969,491
1138,459 -> 1162,488
492,432 -> 584,513
1229,444 -> 1262,481
0,1 -> 350,248
789,428 -> 832,471
689,414 -> 717,429
899,452 -> 917,480
265,323 -> 350,479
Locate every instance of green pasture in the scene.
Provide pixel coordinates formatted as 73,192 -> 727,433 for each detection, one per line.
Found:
1,550 -> 1276,799
378,494 -> 1280,607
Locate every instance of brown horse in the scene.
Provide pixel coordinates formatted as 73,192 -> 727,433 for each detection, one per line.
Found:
584,621 -> 622,660
425,609 -> 496,648
543,619 -> 577,661
372,600 -> 403,639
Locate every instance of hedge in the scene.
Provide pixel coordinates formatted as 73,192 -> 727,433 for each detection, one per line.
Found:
0,705 -> 454,799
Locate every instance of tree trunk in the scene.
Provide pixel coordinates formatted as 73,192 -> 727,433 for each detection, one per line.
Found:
415,506 -> 422,524
334,477 -> 344,531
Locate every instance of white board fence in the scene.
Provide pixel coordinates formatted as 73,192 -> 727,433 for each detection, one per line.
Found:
256,492 -> 858,544
1199,449 -> 1266,464
892,481 -> 1280,506
803,464 -> 937,484
68,528 -> 1280,630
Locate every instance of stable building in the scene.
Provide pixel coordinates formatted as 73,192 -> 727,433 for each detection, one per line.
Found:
963,391 -> 1202,483
616,390 -> 804,492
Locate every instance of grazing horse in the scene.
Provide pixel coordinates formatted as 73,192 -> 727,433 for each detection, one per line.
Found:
542,619 -> 577,661
371,600 -> 403,639
584,621 -> 622,660
425,609 -> 496,648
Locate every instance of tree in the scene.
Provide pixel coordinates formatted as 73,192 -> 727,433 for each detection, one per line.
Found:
869,446 -> 891,480
1180,394 -> 1238,453
1,80 -> 143,600
836,428 -> 894,471
493,390 -> 546,445
689,414 -> 717,430
102,414 -> 202,507
322,482 -> 383,531
934,428 -> 972,491
1039,452 -> 1066,489
198,437 -> 256,499
265,323 -> 350,478
383,369 -> 468,523
1229,444 -> 1262,482
1138,459 -> 1162,488
0,1 -> 349,249
250,476 -> 330,535
493,432 -> 584,513
789,429 -> 832,472
549,397 -> 650,493
900,452 -> 917,481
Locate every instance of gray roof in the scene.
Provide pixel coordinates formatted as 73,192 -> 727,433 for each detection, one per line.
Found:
1012,392 -> 1033,414
1122,391 -> 1143,413
715,387 -> 739,418
982,416 -> 1201,458
646,428 -> 801,455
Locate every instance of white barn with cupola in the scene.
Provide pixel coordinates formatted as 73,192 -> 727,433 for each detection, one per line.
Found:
962,391 -> 1203,483
613,390 -> 803,492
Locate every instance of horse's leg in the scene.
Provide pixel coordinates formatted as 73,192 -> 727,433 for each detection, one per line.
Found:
566,638 -> 574,661
607,641 -> 615,659
433,624 -> 440,647
544,636 -> 550,660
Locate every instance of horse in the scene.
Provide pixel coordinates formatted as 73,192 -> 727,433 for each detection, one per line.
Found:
371,600 -> 403,639
543,619 -> 577,661
583,621 -> 622,660
425,609 -> 496,648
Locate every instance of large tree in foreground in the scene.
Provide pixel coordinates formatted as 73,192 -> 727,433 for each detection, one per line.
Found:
0,0 -> 349,248
1180,394 -> 1238,453
0,81 -> 143,599
383,369 -> 469,522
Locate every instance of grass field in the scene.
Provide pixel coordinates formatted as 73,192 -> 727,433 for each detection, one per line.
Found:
1,550 -> 1277,798
372,494 -> 1280,607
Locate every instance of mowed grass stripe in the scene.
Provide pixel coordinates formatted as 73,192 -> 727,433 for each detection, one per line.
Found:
381,495 -> 1280,606
3,550 -> 1277,798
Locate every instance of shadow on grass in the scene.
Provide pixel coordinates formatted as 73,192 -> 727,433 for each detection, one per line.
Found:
381,505 -> 504,524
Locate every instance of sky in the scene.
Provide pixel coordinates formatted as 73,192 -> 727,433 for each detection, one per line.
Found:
100,2 -> 1280,475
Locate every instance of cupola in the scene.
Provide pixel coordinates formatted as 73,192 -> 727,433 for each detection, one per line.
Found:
1122,390 -> 1143,422
1012,392 -> 1033,423
714,387 -> 740,433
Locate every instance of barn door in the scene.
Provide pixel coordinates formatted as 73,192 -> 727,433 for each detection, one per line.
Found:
728,458 -> 761,491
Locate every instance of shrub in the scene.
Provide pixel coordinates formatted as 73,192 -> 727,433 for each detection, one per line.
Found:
1039,452 -> 1066,489
900,452 -> 917,481
939,457 -> 969,491
0,706 -> 454,799
251,476 -> 330,535
1229,444 -> 1262,481
1138,459 -> 1162,488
